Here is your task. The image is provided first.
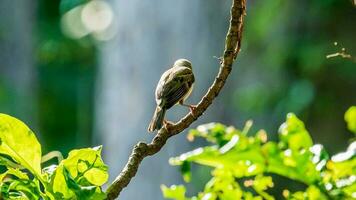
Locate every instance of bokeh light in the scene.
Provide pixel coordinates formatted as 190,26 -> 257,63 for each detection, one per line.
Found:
60,0 -> 115,40
61,5 -> 89,39
81,0 -> 113,32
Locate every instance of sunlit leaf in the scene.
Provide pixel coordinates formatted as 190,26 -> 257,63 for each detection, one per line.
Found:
161,185 -> 188,200
345,106 -> 356,134
53,165 -> 74,198
205,174 -> 243,200
0,168 -> 42,200
164,114 -> 356,199
278,113 -> 313,150
326,159 -> 356,181
180,161 -> 191,183
253,175 -> 274,192
52,146 -> 108,199
188,123 -> 238,147
0,114 -> 42,177
288,186 -> 328,200
83,168 -> 109,186
0,168 -> 28,181
62,146 -> 108,186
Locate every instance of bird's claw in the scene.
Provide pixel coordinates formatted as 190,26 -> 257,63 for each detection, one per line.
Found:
189,105 -> 197,117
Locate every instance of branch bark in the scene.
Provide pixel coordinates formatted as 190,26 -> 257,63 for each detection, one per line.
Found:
106,0 -> 246,199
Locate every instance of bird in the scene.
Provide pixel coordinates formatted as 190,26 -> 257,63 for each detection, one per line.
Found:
148,59 -> 196,132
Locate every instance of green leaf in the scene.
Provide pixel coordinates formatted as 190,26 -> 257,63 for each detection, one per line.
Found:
262,142 -> 321,184
326,157 -> 356,181
0,114 -> 42,177
0,168 -> 42,200
344,106 -> 356,134
53,165 -> 74,198
0,168 -> 29,181
169,147 -> 221,167
8,180 -> 42,199
161,185 -> 188,200
287,186 -> 328,200
305,185 -> 326,200
62,146 -> 108,186
204,171 -> 244,200
163,113 -> 356,200
52,146 -> 108,199
180,161 -> 191,182
278,113 -> 313,150
83,168 -> 109,186
187,123 -> 238,147
253,175 -> 274,192
63,167 -> 106,200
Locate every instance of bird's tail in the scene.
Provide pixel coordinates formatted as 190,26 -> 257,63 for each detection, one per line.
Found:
148,106 -> 166,132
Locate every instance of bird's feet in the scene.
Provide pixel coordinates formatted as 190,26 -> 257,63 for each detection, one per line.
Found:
188,105 -> 197,116
180,103 -> 198,117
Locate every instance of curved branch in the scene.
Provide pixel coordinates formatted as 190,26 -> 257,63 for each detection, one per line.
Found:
106,0 -> 246,199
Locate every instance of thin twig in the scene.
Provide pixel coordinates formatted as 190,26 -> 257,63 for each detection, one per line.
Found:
105,0 -> 246,199
326,42 -> 356,63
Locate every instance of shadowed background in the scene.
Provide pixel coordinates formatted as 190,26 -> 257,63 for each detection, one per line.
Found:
0,0 -> 355,199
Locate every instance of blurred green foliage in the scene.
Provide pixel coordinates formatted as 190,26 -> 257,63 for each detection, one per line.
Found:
37,0 -> 97,154
59,0 -> 89,14
162,108 -> 356,200
233,0 -> 356,153
0,114 -> 108,199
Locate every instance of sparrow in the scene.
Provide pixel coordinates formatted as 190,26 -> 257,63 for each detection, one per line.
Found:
148,59 -> 195,132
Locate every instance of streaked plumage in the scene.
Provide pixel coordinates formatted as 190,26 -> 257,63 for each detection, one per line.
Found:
148,59 -> 195,132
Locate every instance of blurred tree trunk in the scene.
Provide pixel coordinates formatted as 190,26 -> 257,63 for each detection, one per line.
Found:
95,0 -> 229,199
0,0 -> 37,129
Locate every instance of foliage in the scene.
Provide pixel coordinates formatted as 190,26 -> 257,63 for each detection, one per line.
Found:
162,109 -> 356,200
0,108 -> 355,200
345,106 -> 356,134
0,114 -> 108,200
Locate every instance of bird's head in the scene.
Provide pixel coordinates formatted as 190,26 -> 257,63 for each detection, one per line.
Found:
173,59 -> 192,69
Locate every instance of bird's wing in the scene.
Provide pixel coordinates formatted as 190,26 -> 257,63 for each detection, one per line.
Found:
157,67 -> 194,108
155,68 -> 173,105
164,83 -> 190,109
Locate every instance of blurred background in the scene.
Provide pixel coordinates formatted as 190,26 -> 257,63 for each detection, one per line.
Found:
0,0 -> 355,199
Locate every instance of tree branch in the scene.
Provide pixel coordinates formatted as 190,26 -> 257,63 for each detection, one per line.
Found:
106,0 -> 246,199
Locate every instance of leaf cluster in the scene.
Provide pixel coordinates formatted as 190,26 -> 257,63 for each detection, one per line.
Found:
0,114 -> 108,200
162,108 -> 356,200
